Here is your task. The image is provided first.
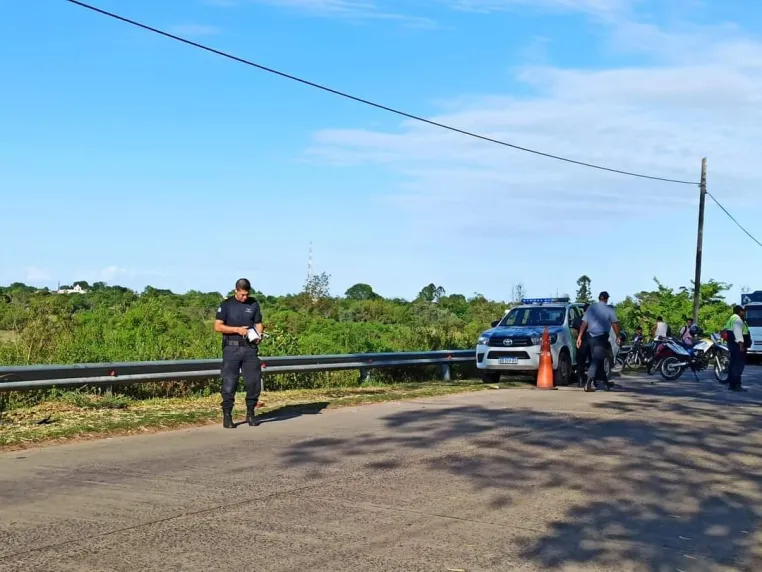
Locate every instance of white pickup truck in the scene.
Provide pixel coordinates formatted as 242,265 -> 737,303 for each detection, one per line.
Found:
475,297 -> 620,386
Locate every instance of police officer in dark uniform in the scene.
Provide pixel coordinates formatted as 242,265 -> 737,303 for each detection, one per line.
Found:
214,278 -> 264,429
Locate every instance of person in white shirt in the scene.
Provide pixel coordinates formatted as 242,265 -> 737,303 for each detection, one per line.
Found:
653,317 -> 668,339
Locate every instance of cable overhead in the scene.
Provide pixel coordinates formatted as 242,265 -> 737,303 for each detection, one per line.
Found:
66,0 -> 699,185
706,192 -> 762,248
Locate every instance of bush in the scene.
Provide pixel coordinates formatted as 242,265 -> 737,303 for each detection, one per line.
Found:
0,277 -> 735,409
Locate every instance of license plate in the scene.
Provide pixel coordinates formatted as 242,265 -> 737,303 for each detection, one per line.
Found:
499,357 -> 518,364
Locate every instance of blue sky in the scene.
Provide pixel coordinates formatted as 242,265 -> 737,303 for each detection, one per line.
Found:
2,0 -> 762,303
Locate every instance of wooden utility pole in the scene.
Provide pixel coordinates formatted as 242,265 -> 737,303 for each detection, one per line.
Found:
692,157 -> 707,324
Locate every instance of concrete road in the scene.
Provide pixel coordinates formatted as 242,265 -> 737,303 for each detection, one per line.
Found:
2,368 -> 762,572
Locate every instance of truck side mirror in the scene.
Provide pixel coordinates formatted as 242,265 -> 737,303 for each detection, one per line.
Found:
491,320 -> 499,327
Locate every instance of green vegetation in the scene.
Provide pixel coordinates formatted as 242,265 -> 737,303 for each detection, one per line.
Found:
615,278 -> 734,336
0,274 -> 737,413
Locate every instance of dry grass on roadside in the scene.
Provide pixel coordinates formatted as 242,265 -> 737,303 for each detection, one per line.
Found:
0,380 -> 526,451
0,330 -> 17,343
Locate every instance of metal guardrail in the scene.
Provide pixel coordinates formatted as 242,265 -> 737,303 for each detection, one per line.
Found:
0,350 -> 476,392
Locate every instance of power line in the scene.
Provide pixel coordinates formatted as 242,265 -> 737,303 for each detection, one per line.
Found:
706,191 -> 762,248
65,0 -> 699,186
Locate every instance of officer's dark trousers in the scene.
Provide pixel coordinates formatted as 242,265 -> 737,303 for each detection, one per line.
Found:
576,335 -> 591,385
728,341 -> 746,390
587,334 -> 609,385
221,343 -> 262,411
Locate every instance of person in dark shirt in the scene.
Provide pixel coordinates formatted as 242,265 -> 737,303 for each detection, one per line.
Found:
214,278 -> 264,428
574,303 -> 591,388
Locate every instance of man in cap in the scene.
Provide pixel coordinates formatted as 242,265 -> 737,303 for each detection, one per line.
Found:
214,278 -> 264,428
724,305 -> 750,392
577,291 -> 621,392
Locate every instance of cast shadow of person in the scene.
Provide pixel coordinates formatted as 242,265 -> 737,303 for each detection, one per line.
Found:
235,401 -> 329,427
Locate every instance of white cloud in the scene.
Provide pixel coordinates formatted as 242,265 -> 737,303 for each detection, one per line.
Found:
167,24 -> 222,37
23,266 -> 52,282
96,266 -> 167,283
99,266 -> 129,282
232,0 -> 438,27
444,0 -> 632,16
304,16 -> 762,242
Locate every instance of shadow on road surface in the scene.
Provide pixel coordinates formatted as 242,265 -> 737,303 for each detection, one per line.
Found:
246,401 -> 329,427
280,373 -> 762,571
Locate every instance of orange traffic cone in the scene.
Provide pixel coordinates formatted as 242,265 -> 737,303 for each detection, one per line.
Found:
536,326 -> 556,390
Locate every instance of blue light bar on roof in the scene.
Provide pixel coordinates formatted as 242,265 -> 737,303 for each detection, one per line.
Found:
521,297 -> 570,304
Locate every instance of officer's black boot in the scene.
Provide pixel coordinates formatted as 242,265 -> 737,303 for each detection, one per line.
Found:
246,404 -> 260,426
222,409 -> 235,429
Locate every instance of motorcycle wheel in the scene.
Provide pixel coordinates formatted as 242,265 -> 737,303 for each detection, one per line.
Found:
646,359 -> 661,375
714,355 -> 729,383
613,357 -> 625,373
660,356 -> 685,381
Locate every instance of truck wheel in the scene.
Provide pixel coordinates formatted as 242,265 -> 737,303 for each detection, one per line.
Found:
553,349 -> 572,386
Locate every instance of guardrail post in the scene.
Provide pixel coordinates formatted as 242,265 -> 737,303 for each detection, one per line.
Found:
103,369 -> 116,395
440,363 -> 451,382
358,367 -> 370,384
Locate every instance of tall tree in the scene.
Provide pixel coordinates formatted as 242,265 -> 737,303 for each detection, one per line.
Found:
304,272 -> 331,301
417,283 -> 446,303
345,283 -> 380,301
576,275 -> 592,304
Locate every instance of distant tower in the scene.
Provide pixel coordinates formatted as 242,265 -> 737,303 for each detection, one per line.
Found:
306,241 -> 313,283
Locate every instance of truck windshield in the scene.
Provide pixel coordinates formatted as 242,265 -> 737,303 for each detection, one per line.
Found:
745,306 -> 762,327
500,306 -> 565,327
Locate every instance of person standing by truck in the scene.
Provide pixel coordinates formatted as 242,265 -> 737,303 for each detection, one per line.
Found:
577,291 -> 621,392
574,302 -> 591,387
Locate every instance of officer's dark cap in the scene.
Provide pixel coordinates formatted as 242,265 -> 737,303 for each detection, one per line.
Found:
235,278 -> 252,291
598,291 -> 610,300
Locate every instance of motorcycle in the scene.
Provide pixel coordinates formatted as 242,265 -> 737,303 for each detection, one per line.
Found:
612,331 -> 635,373
621,336 -> 647,369
710,333 -> 729,383
659,331 -> 729,382
644,337 -> 677,375
614,348 -> 627,371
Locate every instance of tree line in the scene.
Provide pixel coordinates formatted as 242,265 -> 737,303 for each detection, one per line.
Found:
0,273 -> 737,404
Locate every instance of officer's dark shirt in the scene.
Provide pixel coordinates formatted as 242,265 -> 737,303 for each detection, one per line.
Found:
215,296 -> 263,349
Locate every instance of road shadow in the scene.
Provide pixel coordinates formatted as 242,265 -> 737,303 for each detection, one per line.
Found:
242,401 -> 329,427
279,376 -> 762,570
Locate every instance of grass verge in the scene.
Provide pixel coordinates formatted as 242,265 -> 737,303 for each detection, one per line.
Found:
0,379 -> 528,451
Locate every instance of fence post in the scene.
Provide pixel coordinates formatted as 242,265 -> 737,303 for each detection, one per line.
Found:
358,367 -> 370,384
440,363 -> 451,382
